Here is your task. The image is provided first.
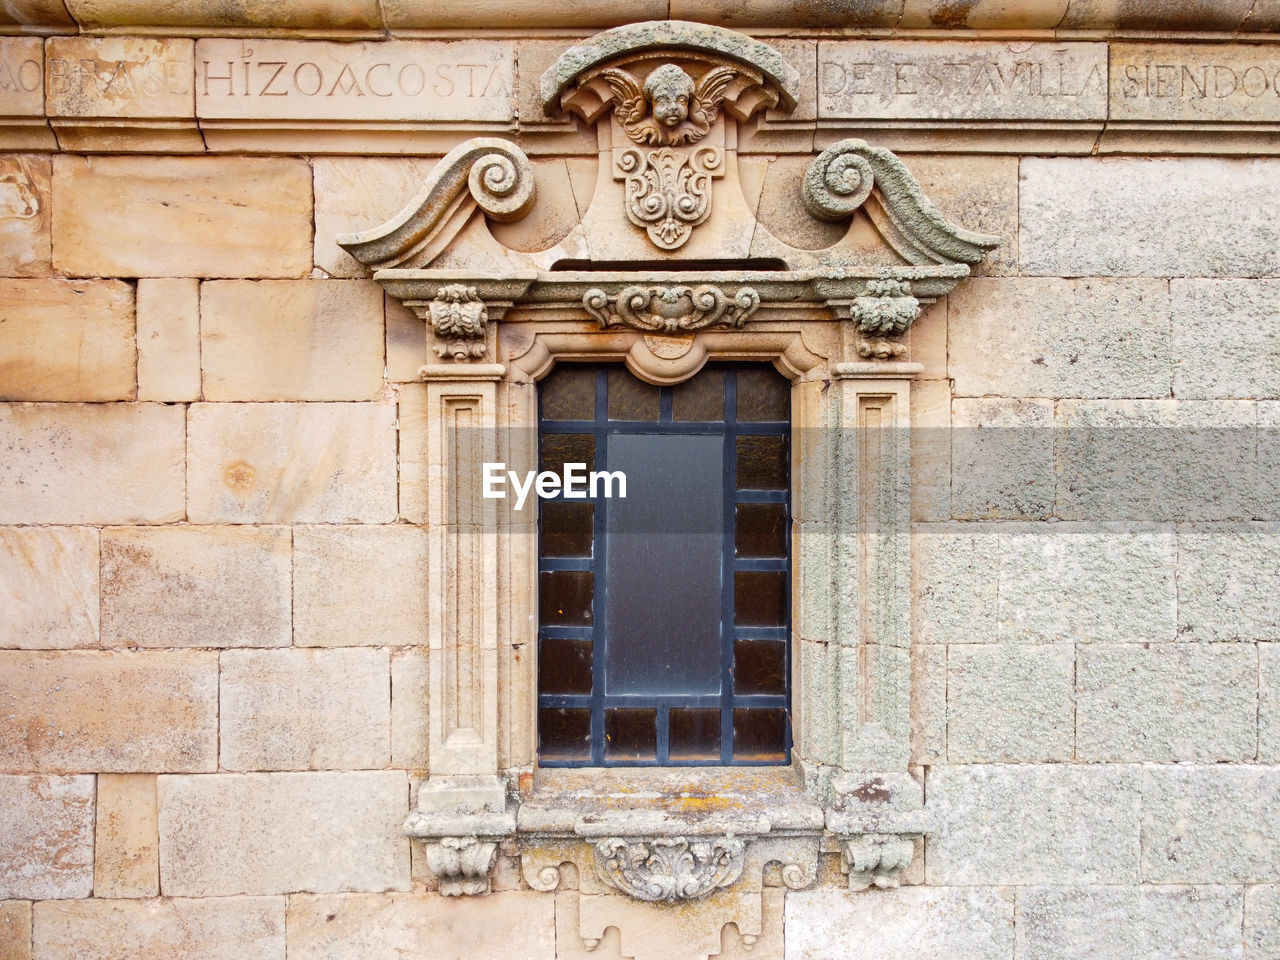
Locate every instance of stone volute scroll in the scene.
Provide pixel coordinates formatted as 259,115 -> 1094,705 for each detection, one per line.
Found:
334,17 -> 998,960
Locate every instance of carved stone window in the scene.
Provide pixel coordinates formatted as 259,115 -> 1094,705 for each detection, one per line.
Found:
536,362 -> 792,767
333,18 -> 999,958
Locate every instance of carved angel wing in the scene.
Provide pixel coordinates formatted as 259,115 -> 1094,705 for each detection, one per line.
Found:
599,68 -> 647,125
689,66 -> 737,126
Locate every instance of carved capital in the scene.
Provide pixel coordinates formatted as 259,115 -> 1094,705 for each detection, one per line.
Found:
424,836 -> 499,897
838,834 -> 916,892
428,284 -> 489,361
592,836 -> 747,902
850,278 -> 920,360
583,284 -> 760,333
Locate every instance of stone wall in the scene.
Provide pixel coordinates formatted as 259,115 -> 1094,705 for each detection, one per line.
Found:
2,11 -> 1279,960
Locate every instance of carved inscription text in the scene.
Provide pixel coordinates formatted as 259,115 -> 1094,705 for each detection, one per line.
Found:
1111,44 -> 1280,122
0,38 -> 44,116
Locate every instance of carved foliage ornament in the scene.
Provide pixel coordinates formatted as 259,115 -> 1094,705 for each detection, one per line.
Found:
583,284 -> 760,332
851,278 -> 921,360
424,836 -> 499,897
617,144 -> 721,250
429,283 -> 488,360
593,836 -> 747,902
839,834 -> 916,892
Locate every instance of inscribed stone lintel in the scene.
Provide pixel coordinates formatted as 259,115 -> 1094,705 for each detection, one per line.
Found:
332,21 -> 996,920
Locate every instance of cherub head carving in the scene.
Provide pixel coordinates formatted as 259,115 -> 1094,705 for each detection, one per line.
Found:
601,63 -> 738,146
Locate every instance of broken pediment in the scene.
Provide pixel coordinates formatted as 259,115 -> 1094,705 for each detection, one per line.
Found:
337,20 -> 1000,362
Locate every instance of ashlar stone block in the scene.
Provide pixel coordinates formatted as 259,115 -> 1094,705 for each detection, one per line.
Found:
136,278 -> 200,402
1263,643 -> 1280,763
927,765 -> 1142,885
1017,885 -> 1245,960
0,403 -> 185,524
32,897 -> 285,960
1021,157 -> 1280,278
0,526 -> 98,649
0,775 -> 94,899
390,648 -> 429,770
1142,766 -> 1280,883
46,37 -> 193,118
0,38 -> 45,117
1172,279 -> 1280,399
219,648 -> 390,771
187,401 -> 397,524
1178,524 -> 1280,641
948,277 -> 1171,399
947,644 -> 1074,763
93,773 -> 159,898
101,526 -> 291,648
200,281 -> 385,401
911,525 -> 999,645
294,525 -> 428,647
52,155 -> 312,279
1077,642 -> 1257,762
785,886 -> 1014,960
287,891 -> 554,960
1246,885 -> 1280,960
0,651 -> 218,773
0,900 -> 31,960
158,771 -> 410,896
951,398 -> 1054,520
0,279 -> 135,401
0,155 -> 51,277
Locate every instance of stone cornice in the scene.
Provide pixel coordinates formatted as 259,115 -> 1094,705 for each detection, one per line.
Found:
3,2 -> 1277,37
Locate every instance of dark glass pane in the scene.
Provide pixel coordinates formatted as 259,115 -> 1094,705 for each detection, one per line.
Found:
607,368 -> 659,422
540,707 -> 591,762
541,366 -> 596,420
540,433 -> 594,477
734,571 -> 786,626
539,570 -> 593,626
540,501 -> 594,558
734,638 -> 786,695
736,435 -> 788,490
736,367 -> 789,422
538,638 -> 593,695
605,434 -> 723,695
733,708 -> 788,762
605,708 -> 657,762
735,502 -> 787,558
672,369 -> 724,421
669,708 -> 721,762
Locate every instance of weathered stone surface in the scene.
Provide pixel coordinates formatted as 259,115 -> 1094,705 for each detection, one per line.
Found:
313,157 -> 442,279
1016,885 -> 1245,960
66,0 -> 381,29
101,526 -> 291,648
136,278 -> 200,402
910,643 -> 946,765
201,281 -> 385,401
818,41 -> 1106,121
951,399 -> 1054,520
1246,885 -> 1280,960
1263,644 -> 1280,763
928,765 -> 1141,884
94,773 -> 159,898
287,891 -> 554,960
390,648 -> 429,770
187,402 -> 397,523
32,897 -> 285,960
1021,157 -> 1280,277
948,278 -> 1171,399
911,526 -> 999,645
0,403 -> 185,524
998,527 -> 1176,643
1172,279 -> 1280,399
196,39 -> 515,122
46,37 -> 193,117
947,644 -> 1074,762
0,900 -> 31,960
1261,403 -> 1280,523
0,527 -> 98,649
0,155 -> 51,277
382,0 -> 660,28
0,775 -> 93,899
1142,766 -> 1280,883
1057,400 -> 1258,523
52,156 -> 312,279
158,771 -> 409,896
897,154 -> 1016,276
1177,525 -> 1280,641
909,377 -> 950,522
294,525 -> 428,647
0,39 -> 45,116
1112,43 -> 1280,123
0,279 -> 136,401
220,648 -> 390,771
0,651 -> 218,773
1078,643 -> 1257,762
786,886 -> 1014,960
